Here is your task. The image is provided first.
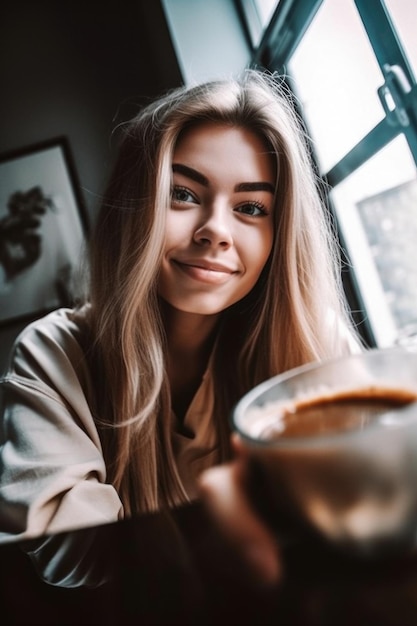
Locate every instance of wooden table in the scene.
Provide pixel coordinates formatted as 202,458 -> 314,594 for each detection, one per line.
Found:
1,501 -> 417,625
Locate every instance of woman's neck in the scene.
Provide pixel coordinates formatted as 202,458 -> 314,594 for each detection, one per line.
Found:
162,303 -> 220,420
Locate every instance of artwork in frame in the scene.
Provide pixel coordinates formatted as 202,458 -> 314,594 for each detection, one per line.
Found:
0,137 -> 89,326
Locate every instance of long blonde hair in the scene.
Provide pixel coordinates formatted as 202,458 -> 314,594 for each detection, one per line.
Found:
86,69 -> 357,515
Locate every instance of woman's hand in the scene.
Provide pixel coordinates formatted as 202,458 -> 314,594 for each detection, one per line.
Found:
197,434 -> 282,586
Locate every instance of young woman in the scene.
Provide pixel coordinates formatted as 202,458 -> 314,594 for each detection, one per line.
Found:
0,70 -> 359,568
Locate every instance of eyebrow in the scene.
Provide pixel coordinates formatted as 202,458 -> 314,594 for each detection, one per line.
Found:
172,163 -> 209,186
235,181 -> 275,193
172,163 -> 275,194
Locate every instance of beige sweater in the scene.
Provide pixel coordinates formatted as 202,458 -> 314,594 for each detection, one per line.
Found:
0,308 -> 218,544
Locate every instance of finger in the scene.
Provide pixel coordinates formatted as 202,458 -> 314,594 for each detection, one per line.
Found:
198,462 -> 282,586
230,432 -> 247,456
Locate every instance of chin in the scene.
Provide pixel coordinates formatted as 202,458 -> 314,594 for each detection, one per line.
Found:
166,296 -> 235,317
175,305 -> 226,316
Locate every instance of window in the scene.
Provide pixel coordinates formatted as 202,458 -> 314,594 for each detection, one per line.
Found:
238,0 -> 279,49
239,0 -> 417,348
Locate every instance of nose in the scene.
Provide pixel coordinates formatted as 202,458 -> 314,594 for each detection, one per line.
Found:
193,204 -> 233,249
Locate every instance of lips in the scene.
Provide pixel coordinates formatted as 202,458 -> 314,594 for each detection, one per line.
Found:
172,258 -> 237,284
176,258 -> 235,273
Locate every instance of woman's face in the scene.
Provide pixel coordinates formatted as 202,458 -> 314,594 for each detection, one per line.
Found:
158,121 -> 275,317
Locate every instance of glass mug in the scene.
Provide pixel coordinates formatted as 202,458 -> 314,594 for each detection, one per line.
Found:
232,348 -> 417,556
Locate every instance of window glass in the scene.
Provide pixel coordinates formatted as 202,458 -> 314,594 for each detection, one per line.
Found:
289,0 -> 385,173
254,0 -> 278,27
385,0 -> 417,79
331,135 -> 417,347
240,0 -> 279,47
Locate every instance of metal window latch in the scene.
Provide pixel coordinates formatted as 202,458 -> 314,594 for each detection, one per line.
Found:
377,63 -> 411,127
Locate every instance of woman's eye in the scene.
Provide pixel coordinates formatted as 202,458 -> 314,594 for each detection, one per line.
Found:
235,202 -> 268,217
171,186 -> 197,204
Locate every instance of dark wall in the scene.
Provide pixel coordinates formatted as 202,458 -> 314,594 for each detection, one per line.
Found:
0,0 -> 183,370
0,0 -> 183,215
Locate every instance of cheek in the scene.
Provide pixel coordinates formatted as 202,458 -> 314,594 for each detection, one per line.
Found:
248,228 -> 274,275
163,210 -> 195,251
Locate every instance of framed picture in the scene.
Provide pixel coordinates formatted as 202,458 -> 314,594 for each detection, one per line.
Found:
0,137 -> 89,326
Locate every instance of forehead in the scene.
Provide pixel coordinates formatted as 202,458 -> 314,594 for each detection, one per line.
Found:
173,121 -> 275,182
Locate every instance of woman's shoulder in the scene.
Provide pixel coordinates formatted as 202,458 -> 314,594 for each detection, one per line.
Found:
10,305 -> 88,353
3,306 -> 92,388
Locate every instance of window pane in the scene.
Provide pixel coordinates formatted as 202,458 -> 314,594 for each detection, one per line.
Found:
289,0 -> 385,173
331,136 -> 417,347
254,0 -> 278,27
385,0 -> 417,79
240,0 -> 278,48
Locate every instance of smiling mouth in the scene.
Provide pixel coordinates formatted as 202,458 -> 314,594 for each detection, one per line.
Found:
172,260 -> 237,284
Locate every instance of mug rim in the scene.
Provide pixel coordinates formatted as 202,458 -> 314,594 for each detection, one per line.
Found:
232,347 -> 417,448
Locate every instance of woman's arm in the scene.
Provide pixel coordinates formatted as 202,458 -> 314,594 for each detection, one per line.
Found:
0,310 -> 123,544
0,377 -> 123,542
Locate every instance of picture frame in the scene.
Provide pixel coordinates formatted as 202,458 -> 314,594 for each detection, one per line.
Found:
0,137 -> 89,327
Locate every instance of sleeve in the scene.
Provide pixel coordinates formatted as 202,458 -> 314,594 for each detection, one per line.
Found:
0,315 -> 124,545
